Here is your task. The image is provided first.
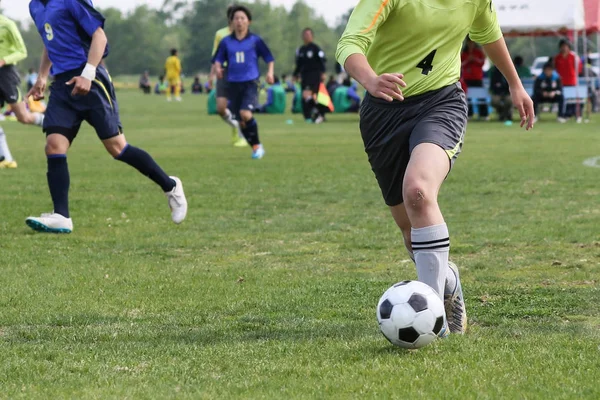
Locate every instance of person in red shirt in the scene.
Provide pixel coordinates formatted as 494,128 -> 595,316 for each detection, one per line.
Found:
554,39 -> 582,118
461,37 -> 489,119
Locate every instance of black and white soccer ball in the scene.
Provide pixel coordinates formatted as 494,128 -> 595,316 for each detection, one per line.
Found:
377,280 -> 445,349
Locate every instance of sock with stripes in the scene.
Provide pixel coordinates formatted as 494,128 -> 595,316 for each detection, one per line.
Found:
411,223 -> 450,301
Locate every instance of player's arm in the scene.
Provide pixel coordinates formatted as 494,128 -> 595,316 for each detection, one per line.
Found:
336,0 -> 405,102
293,48 -> 301,80
0,20 -> 28,67
64,0 -> 107,95
472,0 -> 534,129
213,41 -> 227,79
257,38 -> 275,85
317,45 -> 327,81
27,47 -> 52,101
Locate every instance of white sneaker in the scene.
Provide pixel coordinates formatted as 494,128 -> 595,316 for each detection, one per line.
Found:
167,97 -> 172,102
557,117 -> 567,123
252,145 -> 265,160
314,115 -> 324,124
576,116 -> 583,124
165,176 -> 187,224
175,97 -> 182,102
26,213 -> 73,233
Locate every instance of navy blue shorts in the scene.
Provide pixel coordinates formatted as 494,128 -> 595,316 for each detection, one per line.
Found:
44,65 -> 122,142
228,80 -> 259,118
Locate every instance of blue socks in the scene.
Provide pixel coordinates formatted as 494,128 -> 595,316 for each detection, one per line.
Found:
241,118 -> 260,146
47,155 -> 70,218
115,144 -> 175,192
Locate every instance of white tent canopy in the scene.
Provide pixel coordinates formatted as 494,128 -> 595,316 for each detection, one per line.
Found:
495,0 -> 585,34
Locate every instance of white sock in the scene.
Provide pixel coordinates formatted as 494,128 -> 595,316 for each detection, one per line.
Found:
0,127 -> 14,162
406,244 -> 455,294
411,223 -> 450,300
34,113 -> 44,127
221,109 -> 239,129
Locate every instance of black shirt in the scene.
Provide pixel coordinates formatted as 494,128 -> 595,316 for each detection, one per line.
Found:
294,42 -> 326,78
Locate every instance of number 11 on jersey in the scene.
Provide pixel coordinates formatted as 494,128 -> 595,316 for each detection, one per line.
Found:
416,49 -> 437,75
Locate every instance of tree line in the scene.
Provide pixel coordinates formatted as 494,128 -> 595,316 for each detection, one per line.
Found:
9,0 -> 353,78
4,0 -> 571,78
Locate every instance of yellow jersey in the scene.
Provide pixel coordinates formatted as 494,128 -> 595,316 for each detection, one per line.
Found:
165,55 -> 181,78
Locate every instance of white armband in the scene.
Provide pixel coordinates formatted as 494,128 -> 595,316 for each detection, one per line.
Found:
81,63 -> 97,81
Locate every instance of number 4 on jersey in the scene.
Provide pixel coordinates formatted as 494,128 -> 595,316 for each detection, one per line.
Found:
416,49 -> 437,75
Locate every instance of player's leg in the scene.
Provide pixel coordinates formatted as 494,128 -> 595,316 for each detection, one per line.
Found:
10,101 -> 44,126
0,124 -> 16,169
174,79 -> 182,101
90,68 -> 187,224
404,84 -> 468,334
25,131 -> 75,233
216,74 -> 245,146
238,82 -> 264,159
166,78 -> 173,101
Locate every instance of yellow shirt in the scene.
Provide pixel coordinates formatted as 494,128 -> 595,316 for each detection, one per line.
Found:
165,55 -> 181,78
0,15 -> 27,65
336,0 -> 502,97
212,26 -> 231,67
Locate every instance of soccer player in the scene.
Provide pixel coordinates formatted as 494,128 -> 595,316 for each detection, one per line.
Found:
208,5 -> 246,148
336,0 -> 534,335
165,48 -> 182,102
0,12 -> 45,169
293,28 -> 327,123
214,5 -> 274,160
26,0 -> 187,233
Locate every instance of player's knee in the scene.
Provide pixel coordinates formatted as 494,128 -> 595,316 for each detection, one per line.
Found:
103,135 -> 127,158
240,110 -> 252,121
403,179 -> 437,213
45,136 -> 69,155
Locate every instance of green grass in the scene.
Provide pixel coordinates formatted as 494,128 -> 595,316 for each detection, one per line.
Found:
1,89 -> 600,399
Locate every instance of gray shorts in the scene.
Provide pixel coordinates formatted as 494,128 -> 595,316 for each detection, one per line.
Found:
216,69 -> 229,98
359,82 -> 468,206
0,65 -> 22,106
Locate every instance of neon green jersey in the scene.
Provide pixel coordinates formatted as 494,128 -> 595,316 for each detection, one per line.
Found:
336,0 -> 502,97
0,15 -> 27,65
212,26 -> 231,56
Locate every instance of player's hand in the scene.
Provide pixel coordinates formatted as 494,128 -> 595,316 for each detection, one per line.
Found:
27,77 -> 47,101
0,59 -> 5,68
66,76 -> 92,96
266,72 -> 274,85
216,67 -> 224,80
510,85 -> 535,130
365,73 -> 407,102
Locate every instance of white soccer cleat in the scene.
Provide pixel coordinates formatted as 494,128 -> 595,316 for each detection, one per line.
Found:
557,117 -> 567,123
175,97 -> 182,102
25,213 -> 73,233
165,176 -> 187,224
444,261 -> 467,334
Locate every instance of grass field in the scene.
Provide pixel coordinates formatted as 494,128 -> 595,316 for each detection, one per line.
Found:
1,89 -> 600,399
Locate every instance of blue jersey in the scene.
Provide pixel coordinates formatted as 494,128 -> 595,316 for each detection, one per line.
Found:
29,0 -> 108,75
214,32 -> 274,83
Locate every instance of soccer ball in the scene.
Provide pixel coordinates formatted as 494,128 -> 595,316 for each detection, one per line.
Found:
377,280 -> 445,349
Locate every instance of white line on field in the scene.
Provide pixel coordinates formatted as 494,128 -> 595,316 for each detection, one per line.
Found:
583,156 -> 600,168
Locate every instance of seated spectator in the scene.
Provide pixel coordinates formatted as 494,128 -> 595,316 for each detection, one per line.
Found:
489,65 -> 512,123
139,71 -> 151,94
533,63 -> 565,122
256,77 -> 286,114
514,56 -> 532,79
282,74 -> 296,93
26,68 -> 38,92
191,76 -> 203,94
462,36 -> 489,120
326,75 -> 340,97
332,78 -> 361,113
155,75 -> 168,95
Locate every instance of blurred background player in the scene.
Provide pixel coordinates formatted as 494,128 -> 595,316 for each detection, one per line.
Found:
294,28 -> 327,123
533,62 -> 564,122
0,12 -> 45,169
165,48 -> 182,102
337,0 -> 534,336
26,0 -> 187,233
209,5 -> 246,148
256,76 -> 286,114
214,5 -> 274,160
